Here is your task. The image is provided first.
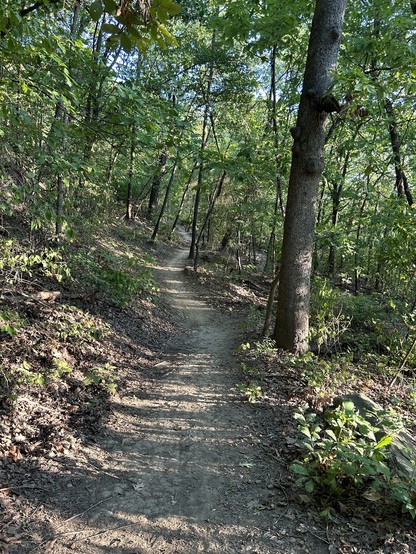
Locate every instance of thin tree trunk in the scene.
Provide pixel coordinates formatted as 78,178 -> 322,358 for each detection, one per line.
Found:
151,158 -> 178,240
371,8 -> 413,206
189,103 -> 210,259
264,45 -> 284,274
125,124 -> 136,221
106,145 -> 118,184
55,173 -> 64,235
169,160 -> 198,238
251,228 -> 257,266
236,228 -> 242,274
385,99 -> 413,206
274,0 -> 347,354
189,30 -> 216,260
270,44 -> 285,218
354,187 -> 369,294
327,141 -> 355,276
148,148 -> 168,218
193,170 -> 226,270
263,272 -> 280,337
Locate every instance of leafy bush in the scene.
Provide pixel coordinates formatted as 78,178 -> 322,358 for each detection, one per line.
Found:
0,308 -> 25,337
69,247 -> 159,306
0,239 -> 70,285
83,364 -> 119,394
291,401 -> 416,518
53,305 -> 109,343
309,277 -> 351,353
236,381 -> 262,403
284,352 -> 355,394
309,277 -> 416,368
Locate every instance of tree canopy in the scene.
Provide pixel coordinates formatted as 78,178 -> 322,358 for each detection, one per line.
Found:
1,0 -> 416,355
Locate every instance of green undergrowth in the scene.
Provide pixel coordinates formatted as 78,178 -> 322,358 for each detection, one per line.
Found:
0,219 -> 160,409
291,401 -> 416,519
69,246 -> 158,306
309,276 -> 416,369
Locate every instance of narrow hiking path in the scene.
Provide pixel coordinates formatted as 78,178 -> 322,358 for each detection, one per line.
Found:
21,240 -> 327,554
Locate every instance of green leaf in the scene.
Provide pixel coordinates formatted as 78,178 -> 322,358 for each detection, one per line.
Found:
103,0 -> 117,11
342,400 -> 355,414
101,23 -> 121,33
159,0 -> 182,16
305,480 -> 315,493
325,429 -> 338,441
156,22 -> 178,46
65,227 -> 75,240
89,0 -> 104,22
291,463 -> 309,476
120,33 -> 133,53
375,435 -> 392,449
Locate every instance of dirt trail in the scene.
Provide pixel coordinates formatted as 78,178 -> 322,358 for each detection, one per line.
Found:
25,242 -> 326,553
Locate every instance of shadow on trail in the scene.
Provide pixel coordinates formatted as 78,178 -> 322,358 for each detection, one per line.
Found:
10,236 -> 328,554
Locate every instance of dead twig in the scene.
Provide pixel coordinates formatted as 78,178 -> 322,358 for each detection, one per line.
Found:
389,334 -> 416,388
307,529 -> 330,545
54,497 -> 110,531
69,520 -> 141,546
31,497 -> 113,552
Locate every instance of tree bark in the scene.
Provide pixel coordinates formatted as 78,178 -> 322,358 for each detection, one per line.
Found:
385,99 -> 413,206
273,0 -> 347,354
189,101 -> 211,259
125,123 -> 136,221
193,170 -> 226,270
189,29 -> 216,259
169,160 -> 198,238
151,158 -> 178,240
148,148 -> 168,218
264,45 -> 285,274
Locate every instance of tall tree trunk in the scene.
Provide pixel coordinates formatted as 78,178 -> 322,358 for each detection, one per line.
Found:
327,136 -> 357,276
354,185 -> 369,294
148,148 -> 168,218
151,158 -> 178,240
106,145 -> 118,185
270,44 -> 285,219
189,104 -> 211,259
273,0 -> 347,354
169,161 -> 198,238
189,30 -> 216,260
385,99 -> 413,206
264,45 -> 285,274
371,8 -> 412,206
194,170 -> 226,270
125,124 -> 136,221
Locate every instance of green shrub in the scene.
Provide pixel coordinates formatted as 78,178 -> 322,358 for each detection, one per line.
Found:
309,277 -> 352,353
0,239 -> 70,284
291,402 -> 416,518
83,364 -> 119,394
236,381 -> 262,403
69,247 -> 159,306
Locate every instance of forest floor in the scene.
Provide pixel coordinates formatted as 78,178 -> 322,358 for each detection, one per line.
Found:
1,226 -> 415,553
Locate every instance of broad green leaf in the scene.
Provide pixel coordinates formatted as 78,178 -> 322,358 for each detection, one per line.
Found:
325,429 -> 338,441
375,435 -> 392,449
291,463 -> 309,476
101,23 -> 121,33
120,33 -> 133,53
305,480 -> 315,493
103,0 -> 117,11
89,0 -> 104,22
